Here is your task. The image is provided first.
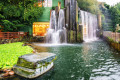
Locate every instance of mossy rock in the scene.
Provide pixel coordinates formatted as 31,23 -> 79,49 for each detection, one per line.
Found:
13,53 -> 56,78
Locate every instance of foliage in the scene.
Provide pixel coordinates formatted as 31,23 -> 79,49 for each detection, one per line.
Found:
104,4 -> 110,9
101,3 -> 120,32
101,14 -> 106,30
52,6 -> 56,10
99,3 -> 114,31
100,3 -> 120,31
77,0 -> 100,14
0,42 -> 33,69
108,37 -> 114,42
1,20 -> 14,31
0,0 -> 43,32
109,4 -> 120,30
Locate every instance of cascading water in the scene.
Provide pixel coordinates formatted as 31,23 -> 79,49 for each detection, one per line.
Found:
46,9 -> 67,44
80,10 -> 98,42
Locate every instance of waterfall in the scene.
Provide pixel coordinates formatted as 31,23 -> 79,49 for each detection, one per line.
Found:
80,10 -> 98,42
46,9 -> 67,44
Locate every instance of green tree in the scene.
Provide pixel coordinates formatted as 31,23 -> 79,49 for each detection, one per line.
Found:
0,0 -> 43,32
109,3 -> 120,31
77,0 -> 100,14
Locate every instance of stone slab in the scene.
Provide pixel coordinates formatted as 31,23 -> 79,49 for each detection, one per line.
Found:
19,52 -> 56,63
13,53 -> 56,78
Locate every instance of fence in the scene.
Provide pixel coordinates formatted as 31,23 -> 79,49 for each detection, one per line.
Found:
0,32 -> 27,40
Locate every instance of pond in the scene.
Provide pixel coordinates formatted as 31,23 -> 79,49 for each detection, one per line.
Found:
6,40 -> 120,80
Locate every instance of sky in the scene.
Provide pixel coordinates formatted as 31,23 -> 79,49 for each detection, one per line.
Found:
97,0 -> 120,6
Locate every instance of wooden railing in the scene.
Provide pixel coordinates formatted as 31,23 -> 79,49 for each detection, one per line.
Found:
0,32 -> 27,39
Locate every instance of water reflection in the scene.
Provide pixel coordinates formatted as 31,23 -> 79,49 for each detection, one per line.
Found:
30,43 -> 49,52
81,43 -> 92,80
6,40 -> 120,80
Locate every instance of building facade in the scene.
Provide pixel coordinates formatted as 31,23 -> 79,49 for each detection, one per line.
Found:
21,0 -> 65,36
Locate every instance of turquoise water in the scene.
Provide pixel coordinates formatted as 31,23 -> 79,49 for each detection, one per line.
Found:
8,40 -> 120,80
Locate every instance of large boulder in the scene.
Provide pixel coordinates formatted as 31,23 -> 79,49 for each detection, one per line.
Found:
13,53 -> 56,78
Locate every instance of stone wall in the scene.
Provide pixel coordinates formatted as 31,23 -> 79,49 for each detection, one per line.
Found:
97,14 -> 102,37
103,31 -> 120,43
65,0 -> 83,43
103,31 -> 120,52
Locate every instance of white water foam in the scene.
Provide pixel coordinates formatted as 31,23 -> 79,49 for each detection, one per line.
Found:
46,9 -> 67,44
80,10 -> 98,42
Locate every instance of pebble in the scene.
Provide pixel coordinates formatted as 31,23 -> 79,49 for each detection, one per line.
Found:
9,71 -> 14,76
32,50 -> 36,53
0,69 -> 15,78
2,72 -> 9,77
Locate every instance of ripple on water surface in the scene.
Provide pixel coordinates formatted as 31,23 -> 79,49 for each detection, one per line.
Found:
8,40 -> 120,80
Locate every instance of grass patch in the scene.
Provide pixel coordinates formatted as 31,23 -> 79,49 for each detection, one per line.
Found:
0,42 -> 33,69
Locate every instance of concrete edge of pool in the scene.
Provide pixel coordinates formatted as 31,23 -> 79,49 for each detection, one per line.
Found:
13,52 -> 56,79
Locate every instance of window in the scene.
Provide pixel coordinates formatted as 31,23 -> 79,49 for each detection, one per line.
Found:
38,0 -> 52,7
47,0 -> 52,7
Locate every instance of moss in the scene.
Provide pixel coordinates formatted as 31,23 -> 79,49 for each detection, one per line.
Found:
77,32 -> 82,42
108,37 -> 114,42
70,31 -> 74,42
